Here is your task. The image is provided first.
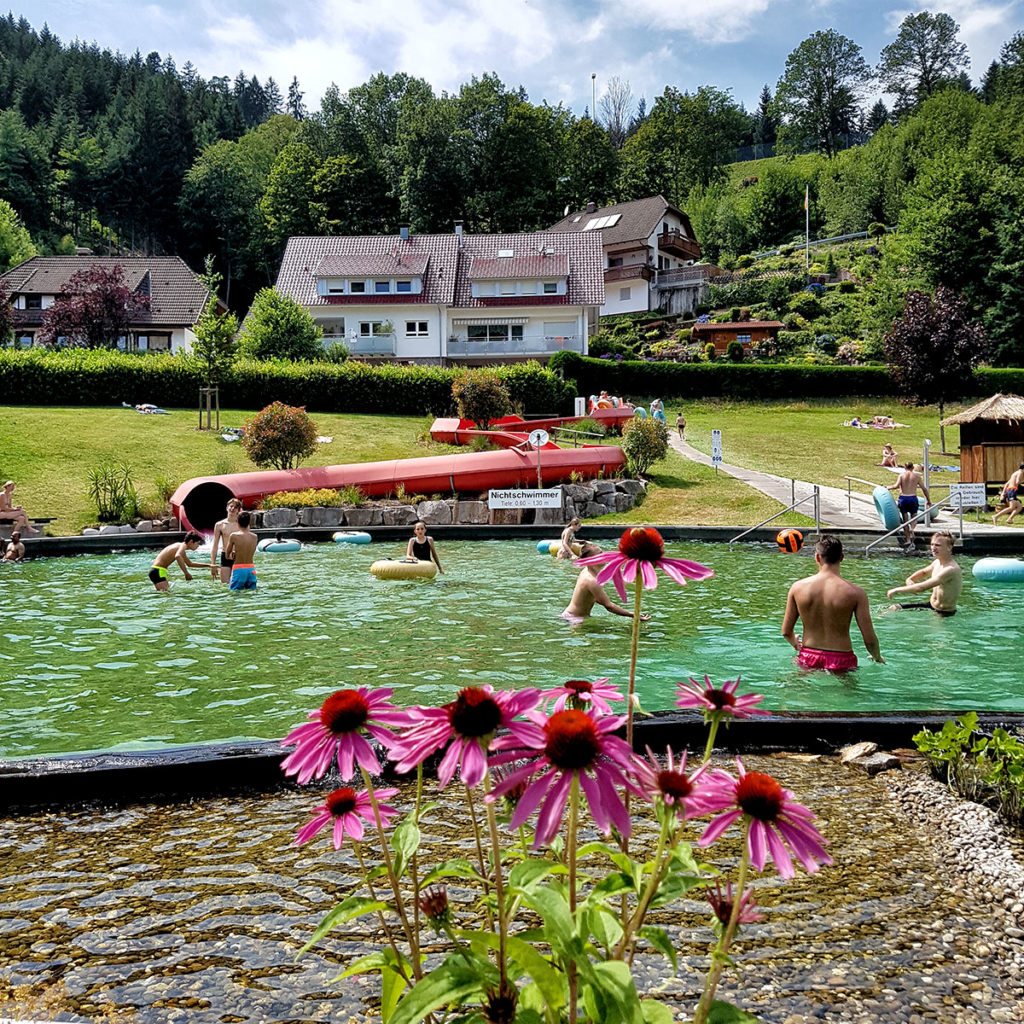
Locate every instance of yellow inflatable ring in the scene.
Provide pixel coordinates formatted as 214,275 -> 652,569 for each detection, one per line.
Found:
547,540 -> 583,556
596,399 -> 613,409
370,558 -> 438,580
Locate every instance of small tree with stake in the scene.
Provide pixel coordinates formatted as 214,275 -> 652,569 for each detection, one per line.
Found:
884,286 -> 988,453
192,257 -> 238,430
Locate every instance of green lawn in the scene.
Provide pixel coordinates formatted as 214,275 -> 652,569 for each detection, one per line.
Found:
0,399 -> 963,535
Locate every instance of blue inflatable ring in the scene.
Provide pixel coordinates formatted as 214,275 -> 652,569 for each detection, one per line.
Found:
872,486 -> 901,531
334,531 -> 372,544
972,557 -> 1024,583
652,410 -> 667,424
258,538 -> 301,552
633,407 -> 647,419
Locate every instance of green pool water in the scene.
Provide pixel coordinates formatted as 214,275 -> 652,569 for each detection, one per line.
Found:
0,540 -> 1020,758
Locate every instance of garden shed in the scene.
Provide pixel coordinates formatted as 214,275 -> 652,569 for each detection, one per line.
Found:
940,393 -> 1024,485
690,320 -> 783,354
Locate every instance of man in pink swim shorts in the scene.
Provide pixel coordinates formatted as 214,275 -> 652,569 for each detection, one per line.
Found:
782,535 -> 884,672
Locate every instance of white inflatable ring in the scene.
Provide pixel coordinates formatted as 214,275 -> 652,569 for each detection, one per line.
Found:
972,557 -> 1024,583
370,558 -> 437,580
334,531 -> 372,544
872,486 -> 902,531
258,538 -> 301,552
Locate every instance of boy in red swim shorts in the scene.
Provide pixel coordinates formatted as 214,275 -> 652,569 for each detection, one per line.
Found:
782,535 -> 884,672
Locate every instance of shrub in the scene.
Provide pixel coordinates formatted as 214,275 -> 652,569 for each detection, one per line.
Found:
589,334 -> 637,359
788,292 -> 824,319
776,330 -> 812,353
675,328 -> 692,343
339,484 -> 365,505
704,342 -> 717,361
835,342 -> 858,365
838,280 -> 856,293
855,335 -> 886,362
824,250 -> 837,276
681,308 -> 694,320
571,416 -> 606,439
241,402 -> 319,470
261,487 -> 343,510
726,340 -> 745,362
237,289 -> 324,361
87,459 -> 141,522
154,473 -> 175,503
814,334 -> 838,356
734,254 -> 754,269
452,368 -> 512,429
322,341 -> 350,363
621,415 -> 669,476
729,306 -> 741,321
867,222 -> 887,238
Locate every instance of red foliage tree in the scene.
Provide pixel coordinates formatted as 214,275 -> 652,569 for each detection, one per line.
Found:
0,281 -> 13,346
38,265 -> 151,349
241,402 -> 318,470
884,286 -> 989,451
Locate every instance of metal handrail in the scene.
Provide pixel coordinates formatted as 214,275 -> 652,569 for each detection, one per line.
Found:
842,474 -> 953,514
863,497 -> 963,556
730,486 -> 820,546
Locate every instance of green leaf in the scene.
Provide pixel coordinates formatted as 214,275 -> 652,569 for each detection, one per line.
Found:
519,886 -> 576,959
388,956 -> 491,1024
381,963 -> 407,1022
640,998 -> 675,1024
637,926 -> 678,971
589,960 -> 644,1024
466,931 -> 565,1011
391,820 -> 421,879
582,903 -> 624,952
296,896 -> 388,956
707,999 -> 760,1023
336,951 -> 393,980
422,858 -> 485,884
509,858 -> 565,892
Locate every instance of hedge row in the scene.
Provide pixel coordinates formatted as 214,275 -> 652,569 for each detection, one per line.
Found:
0,350 -> 575,415
548,351 -> 1024,401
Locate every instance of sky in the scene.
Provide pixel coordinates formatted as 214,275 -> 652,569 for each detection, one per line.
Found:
21,0 -> 1024,114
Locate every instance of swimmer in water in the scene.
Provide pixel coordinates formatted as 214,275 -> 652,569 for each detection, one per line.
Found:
561,542 -> 651,624
407,520 -> 443,573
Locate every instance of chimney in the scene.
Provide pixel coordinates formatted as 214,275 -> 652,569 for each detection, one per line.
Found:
399,224 -> 410,241
454,220 -> 463,247
585,201 -> 597,214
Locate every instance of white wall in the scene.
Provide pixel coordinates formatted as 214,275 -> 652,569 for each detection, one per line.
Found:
601,279 -> 649,316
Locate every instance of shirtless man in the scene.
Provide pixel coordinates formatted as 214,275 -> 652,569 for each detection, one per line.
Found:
676,412 -> 686,440
225,511 -> 259,590
0,481 -> 37,535
993,463 -> 1024,525
889,462 -> 930,548
557,517 -> 582,560
782,534 -> 884,671
561,542 -> 651,624
886,531 -> 961,616
209,497 -> 243,582
2,530 -> 25,562
149,531 -> 206,591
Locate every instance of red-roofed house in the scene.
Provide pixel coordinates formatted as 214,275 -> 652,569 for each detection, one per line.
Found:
0,256 -> 215,354
547,196 -> 702,316
271,225 -> 605,364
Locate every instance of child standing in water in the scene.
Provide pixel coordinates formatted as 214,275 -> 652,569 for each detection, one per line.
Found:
407,520 -> 443,573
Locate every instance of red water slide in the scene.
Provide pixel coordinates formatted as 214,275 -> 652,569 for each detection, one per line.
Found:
170,418 -> 628,531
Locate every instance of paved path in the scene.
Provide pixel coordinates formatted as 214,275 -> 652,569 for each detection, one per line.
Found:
669,435 -> 1018,539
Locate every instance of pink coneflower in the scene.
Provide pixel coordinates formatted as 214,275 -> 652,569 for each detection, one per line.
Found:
293,785 -> 399,849
698,760 -> 832,879
281,687 -> 412,784
706,880 -> 764,926
576,527 -> 713,601
675,675 -> 769,720
634,745 -> 721,819
544,677 -> 624,715
488,709 -> 641,847
389,685 -> 541,789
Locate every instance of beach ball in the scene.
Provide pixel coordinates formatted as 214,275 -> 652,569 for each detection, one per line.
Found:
777,529 -> 803,553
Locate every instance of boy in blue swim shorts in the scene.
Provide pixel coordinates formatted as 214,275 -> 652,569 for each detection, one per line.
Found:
225,511 -> 259,590
889,462 -> 930,549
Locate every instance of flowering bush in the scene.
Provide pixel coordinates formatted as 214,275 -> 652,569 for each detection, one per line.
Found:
282,530 -> 833,1024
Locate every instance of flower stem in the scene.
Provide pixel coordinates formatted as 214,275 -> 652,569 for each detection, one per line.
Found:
355,841 -> 412,986
567,774 -> 581,1024
465,784 -> 494,930
703,713 -> 722,763
693,820 -> 752,1024
360,766 -> 422,980
626,584 -> 644,750
615,811 -> 671,960
482,771 -> 509,989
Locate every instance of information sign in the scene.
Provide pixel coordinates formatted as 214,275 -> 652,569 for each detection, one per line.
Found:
488,488 -> 563,509
948,483 -> 987,508
711,429 -> 723,467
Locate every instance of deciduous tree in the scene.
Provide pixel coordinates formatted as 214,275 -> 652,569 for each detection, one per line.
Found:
191,256 -> 238,385
878,12 -> 970,116
237,287 -> 323,361
38,264 -> 150,348
884,286 -> 988,450
0,197 -> 35,270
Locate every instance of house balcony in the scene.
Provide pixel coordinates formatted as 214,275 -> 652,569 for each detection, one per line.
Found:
346,334 -> 396,356
654,266 -> 708,289
657,230 -> 702,261
446,334 -> 584,359
603,265 -> 653,284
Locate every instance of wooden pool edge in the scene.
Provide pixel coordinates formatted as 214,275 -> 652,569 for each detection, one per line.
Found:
4,710 -> 1022,816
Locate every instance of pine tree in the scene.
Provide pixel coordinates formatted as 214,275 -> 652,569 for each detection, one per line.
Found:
286,77 -> 306,120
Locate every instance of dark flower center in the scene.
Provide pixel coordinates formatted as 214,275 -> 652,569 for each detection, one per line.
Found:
736,771 -> 784,821
326,787 -> 358,817
544,710 -> 601,770
707,688 -> 736,710
484,982 -> 518,1024
709,896 -> 733,924
418,885 -> 449,922
320,690 -> 370,734
619,527 -> 665,562
657,769 -> 693,800
448,687 -> 503,738
564,679 -> 594,694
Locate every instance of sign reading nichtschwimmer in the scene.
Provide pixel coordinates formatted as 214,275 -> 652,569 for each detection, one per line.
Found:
489,488 -> 563,509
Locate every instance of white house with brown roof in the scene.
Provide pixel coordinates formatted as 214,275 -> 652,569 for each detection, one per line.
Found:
0,256 -> 213,354
273,225 -> 604,365
547,196 -> 702,317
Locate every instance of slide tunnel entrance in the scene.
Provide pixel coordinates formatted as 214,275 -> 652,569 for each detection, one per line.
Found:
180,481 -> 237,531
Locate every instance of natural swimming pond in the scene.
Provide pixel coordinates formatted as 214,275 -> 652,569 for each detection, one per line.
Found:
1,540 -> 1020,759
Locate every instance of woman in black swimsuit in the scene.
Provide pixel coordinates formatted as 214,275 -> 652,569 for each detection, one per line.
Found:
406,520 -> 444,573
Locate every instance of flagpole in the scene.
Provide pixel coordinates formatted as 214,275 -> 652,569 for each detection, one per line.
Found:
804,185 -> 810,274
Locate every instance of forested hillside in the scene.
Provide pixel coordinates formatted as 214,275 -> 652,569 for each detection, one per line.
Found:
1,10 -> 1023,346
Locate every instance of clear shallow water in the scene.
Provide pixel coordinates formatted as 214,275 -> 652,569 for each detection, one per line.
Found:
0,540 -> 1020,758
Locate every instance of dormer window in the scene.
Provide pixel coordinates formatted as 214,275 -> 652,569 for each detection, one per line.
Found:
375,281 -> 390,293
542,282 -> 557,294
25,295 -> 42,309
396,280 -> 412,293
350,281 -> 366,293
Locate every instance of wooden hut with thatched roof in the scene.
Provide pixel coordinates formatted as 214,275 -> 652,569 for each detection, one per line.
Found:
940,393 -> 1024,485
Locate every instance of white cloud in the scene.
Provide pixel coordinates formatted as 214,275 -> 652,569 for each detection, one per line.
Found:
615,0 -> 775,44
